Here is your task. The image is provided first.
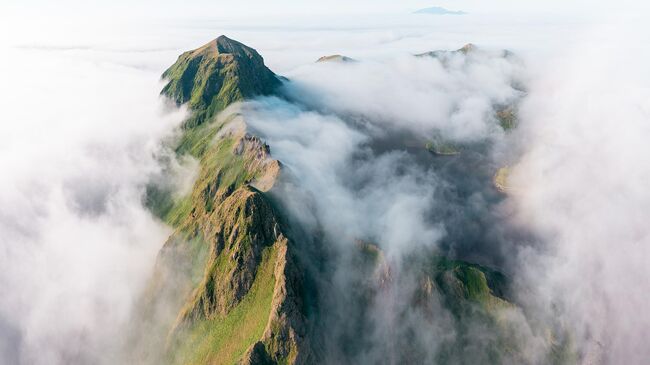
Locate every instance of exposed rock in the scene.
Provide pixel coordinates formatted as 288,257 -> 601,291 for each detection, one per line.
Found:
239,342 -> 274,365
176,187 -> 283,323
494,166 -> 515,194
458,43 -> 476,54
315,54 -> 357,63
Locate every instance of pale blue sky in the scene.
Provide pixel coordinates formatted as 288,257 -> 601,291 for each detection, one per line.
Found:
2,0 -> 640,18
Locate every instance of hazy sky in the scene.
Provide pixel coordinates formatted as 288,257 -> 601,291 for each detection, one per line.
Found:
1,0 -> 643,19
1,0 -> 643,54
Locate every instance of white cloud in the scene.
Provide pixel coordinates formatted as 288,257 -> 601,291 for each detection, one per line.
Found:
1,6 -> 648,364
0,42 -> 185,364
283,48 -> 523,140
509,20 -> 650,363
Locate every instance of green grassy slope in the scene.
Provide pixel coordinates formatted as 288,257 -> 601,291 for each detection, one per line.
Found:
168,245 -> 280,365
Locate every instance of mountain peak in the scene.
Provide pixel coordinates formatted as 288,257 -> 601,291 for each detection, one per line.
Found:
190,35 -> 261,60
161,36 -> 281,128
316,54 -> 357,63
458,43 -> 477,54
216,34 -> 234,43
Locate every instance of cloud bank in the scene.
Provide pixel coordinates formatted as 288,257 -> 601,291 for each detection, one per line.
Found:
509,21 -> 650,364
0,43 -> 185,363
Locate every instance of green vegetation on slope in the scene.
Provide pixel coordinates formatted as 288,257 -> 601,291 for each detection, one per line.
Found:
126,232 -> 212,365
177,186 -> 283,322
350,244 -> 538,364
428,256 -> 510,314
496,106 -> 517,130
147,119 -> 290,363
168,245 -> 279,365
425,138 -> 461,156
425,257 -> 524,364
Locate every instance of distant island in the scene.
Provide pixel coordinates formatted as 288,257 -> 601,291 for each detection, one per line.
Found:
414,6 -> 466,15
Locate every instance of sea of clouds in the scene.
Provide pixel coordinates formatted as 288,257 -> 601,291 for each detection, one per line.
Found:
1,5 -> 649,364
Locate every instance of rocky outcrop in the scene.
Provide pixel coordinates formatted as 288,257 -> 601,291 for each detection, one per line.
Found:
416,43 -> 514,60
315,54 -> 356,63
260,242 -> 309,364
177,187 -> 283,322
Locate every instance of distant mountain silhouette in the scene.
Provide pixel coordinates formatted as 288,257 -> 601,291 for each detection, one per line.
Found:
414,6 -> 466,15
